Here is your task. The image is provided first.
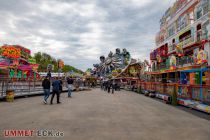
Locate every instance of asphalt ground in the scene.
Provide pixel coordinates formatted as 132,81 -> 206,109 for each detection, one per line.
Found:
0,88 -> 209,140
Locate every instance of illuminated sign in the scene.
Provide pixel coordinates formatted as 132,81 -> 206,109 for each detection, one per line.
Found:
0,46 -> 21,59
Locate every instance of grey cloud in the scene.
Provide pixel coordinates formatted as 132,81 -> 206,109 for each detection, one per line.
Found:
0,0 -> 175,71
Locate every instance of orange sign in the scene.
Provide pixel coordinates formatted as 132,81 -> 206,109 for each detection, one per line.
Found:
1,46 -> 21,59
58,59 -> 64,69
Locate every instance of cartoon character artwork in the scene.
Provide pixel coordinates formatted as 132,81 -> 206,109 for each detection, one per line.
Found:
196,49 -> 207,64
178,86 -> 189,98
17,70 -> 22,79
111,69 -> 118,77
9,69 -> 15,78
129,66 -> 137,76
193,48 -> 199,63
113,48 -> 121,60
170,55 -> 177,70
122,48 -> 131,66
192,87 -> 200,100
156,54 -> 162,63
175,45 -> 184,57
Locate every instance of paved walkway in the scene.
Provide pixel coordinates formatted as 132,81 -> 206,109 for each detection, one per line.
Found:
0,88 -> 209,140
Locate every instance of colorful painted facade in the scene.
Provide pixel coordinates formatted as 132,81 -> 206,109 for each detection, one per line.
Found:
145,0 -> 210,113
0,45 -> 39,79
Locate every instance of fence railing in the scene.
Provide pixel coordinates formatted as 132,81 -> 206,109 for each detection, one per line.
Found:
0,79 -> 68,99
139,81 -> 210,103
178,84 -> 191,99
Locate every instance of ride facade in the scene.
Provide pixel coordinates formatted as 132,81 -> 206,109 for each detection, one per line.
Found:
141,0 -> 210,113
0,45 -> 41,99
0,45 -> 39,80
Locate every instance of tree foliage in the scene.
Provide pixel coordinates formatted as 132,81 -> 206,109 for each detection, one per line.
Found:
33,52 -> 83,74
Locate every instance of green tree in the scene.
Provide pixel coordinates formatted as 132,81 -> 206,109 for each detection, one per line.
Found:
33,52 -> 83,74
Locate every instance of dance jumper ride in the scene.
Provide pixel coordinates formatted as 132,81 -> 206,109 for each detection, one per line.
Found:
91,48 -> 146,90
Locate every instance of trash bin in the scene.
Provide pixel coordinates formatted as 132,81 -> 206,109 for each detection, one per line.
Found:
6,90 -> 14,102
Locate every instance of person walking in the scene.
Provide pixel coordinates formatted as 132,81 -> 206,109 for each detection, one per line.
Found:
112,80 -> 116,94
107,80 -> 111,93
50,78 -> 61,104
42,76 -> 51,104
59,79 -> 63,93
67,77 -> 74,98
100,80 -> 104,90
104,81 -> 108,91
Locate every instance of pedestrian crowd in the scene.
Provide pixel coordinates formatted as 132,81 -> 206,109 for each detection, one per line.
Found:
100,80 -> 121,94
42,76 -> 120,104
42,76 -> 76,105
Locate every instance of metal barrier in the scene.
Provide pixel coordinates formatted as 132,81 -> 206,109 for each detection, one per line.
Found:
137,81 -> 209,113
165,83 -> 176,96
191,85 -> 202,101
156,83 -> 166,94
0,79 -> 68,99
0,80 -> 43,98
190,85 -> 210,104
203,85 -> 210,104
140,82 -> 146,91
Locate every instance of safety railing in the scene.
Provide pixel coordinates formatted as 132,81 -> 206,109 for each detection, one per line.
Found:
0,79 -> 68,99
177,84 -> 191,99
191,85 -> 202,101
155,83 -> 166,94
191,84 -> 210,103
165,83 -> 176,96
202,85 -> 210,104
139,82 -> 146,91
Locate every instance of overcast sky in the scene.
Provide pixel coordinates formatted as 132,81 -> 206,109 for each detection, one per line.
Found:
0,0 -> 175,71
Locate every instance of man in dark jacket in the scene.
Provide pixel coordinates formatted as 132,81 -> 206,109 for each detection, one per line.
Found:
107,80 -> 111,93
59,79 -> 63,93
112,80 -> 116,94
42,76 -> 51,104
50,78 -> 61,104
67,77 -> 74,97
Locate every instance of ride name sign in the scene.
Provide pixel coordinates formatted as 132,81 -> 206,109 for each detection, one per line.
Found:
3,129 -> 64,138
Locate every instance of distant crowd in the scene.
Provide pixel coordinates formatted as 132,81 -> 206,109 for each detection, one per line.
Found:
42,76 -> 93,104
41,76 -> 121,105
100,80 -> 121,94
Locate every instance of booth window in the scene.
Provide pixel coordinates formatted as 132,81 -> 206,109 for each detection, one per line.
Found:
196,9 -> 202,19
179,30 -> 191,42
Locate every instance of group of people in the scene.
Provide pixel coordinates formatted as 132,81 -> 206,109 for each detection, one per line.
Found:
101,80 -> 120,94
42,76 -> 74,104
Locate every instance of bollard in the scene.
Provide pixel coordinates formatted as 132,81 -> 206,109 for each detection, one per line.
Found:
6,90 -> 15,102
172,84 -> 177,106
